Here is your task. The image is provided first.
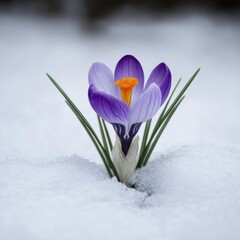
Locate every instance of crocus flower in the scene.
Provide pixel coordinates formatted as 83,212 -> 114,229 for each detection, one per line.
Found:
49,54 -> 199,185
88,55 -> 171,155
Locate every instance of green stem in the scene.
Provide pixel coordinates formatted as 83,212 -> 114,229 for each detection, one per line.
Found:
139,119 -> 152,159
98,118 -> 119,180
97,116 -> 120,180
102,119 -> 113,151
97,115 -> 110,157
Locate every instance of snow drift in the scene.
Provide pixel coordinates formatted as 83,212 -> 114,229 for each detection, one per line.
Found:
1,145 -> 240,240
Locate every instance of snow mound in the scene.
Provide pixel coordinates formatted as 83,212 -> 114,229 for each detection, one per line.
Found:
132,145 -> 240,202
1,145 -> 240,240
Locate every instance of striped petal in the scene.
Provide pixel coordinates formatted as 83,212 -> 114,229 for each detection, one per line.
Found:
88,85 -> 129,125
145,63 -> 171,104
89,62 -> 117,97
114,55 -> 144,102
130,83 -> 162,125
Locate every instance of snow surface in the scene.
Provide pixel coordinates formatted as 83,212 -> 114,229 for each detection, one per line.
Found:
1,145 -> 240,240
0,10 -> 240,240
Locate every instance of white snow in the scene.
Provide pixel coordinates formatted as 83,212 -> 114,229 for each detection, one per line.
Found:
1,145 -> 240,240
0,9 -> 240,240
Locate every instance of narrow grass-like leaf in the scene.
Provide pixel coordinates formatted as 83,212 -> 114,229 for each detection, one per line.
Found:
137,78 -> 182,167
139,69 -> 200,167
47,74 -> 98,141
97,118 -> 120,179
161,78 -> 182,116
149,69 -> 199,146
47,74 -> 120,180
102,119 -> 113,151
151,78 -> 182,136
137,93 -> 185,168
69,103 -> 119,180
141,96 -> 185,167
139,119 -> 152,158
66,98 -> 120,180
160,69 -> 200,126
47,74 -> 108,153
65,101 -> 113,177
97,119 -> 119,179
97,115 -> 110,157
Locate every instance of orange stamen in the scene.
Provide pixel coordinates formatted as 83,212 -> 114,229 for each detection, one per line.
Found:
115,77 -> 139,106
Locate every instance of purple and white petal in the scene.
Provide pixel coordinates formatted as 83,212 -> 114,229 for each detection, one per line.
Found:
88,62 -> 117,97
145,63 -> 171,104
130,83 -> 162,125
114,55 -> 144,102
88,85 -> 130,125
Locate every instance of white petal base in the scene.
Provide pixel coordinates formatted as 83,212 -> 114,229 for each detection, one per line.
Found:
112,135 -> 139,185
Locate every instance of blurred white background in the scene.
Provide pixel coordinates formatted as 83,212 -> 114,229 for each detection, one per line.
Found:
0,2 -> 240,161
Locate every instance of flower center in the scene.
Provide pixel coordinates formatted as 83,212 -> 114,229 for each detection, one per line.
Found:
115,77 -> 139,106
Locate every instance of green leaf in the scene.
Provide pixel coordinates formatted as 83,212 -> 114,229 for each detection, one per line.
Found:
97,115 -> 110,157
47,74 -> 94,131
161,68 -> 200,125
148,68 -> 199,149
136,95 -> 184,168
102,119 -> 113,151
137,68 -> 200,168
141,96 -> 185,167
47,73 -> 120,180
151,78 -> 182,137
139,119 -> 152,158
47,74 -> 105,152
137,78 -> 182,168
65,101 -> 113,177
97,116 -> 120,180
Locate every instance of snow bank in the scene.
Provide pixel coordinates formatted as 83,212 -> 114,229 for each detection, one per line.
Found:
1,145 -> 240,240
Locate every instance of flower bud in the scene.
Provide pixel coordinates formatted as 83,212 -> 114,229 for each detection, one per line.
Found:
112,135 -> 139,185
